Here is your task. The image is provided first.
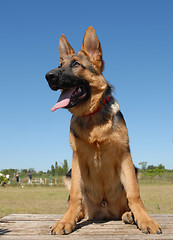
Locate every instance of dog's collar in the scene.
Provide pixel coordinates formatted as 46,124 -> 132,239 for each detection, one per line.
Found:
83,96 -> 110,117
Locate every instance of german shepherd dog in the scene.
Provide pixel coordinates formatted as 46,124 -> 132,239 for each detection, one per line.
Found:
45,27 -> 162,235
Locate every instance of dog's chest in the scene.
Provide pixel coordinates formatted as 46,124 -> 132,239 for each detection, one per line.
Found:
70,118 -> 124,204
70,117 -> 114,145
77,139 -> 121,201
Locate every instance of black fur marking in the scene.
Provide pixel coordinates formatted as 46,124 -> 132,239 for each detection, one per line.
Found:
87,63 -> 97,74
100,84 -> 113,107
134,166 -> 138,177
66,169 -> 72,178
135,220 -> 139,229
78,53 -> 98,74
115,111 -> 125,121
127,146 -> 131,153
103,83 -> 113,97
65,169 -> 72,203
112,111 -> 125,129
70,126 -> 79,138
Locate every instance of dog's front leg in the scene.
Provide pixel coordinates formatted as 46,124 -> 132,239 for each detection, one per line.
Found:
120,153 -> 162,234
51,152 -> 82,235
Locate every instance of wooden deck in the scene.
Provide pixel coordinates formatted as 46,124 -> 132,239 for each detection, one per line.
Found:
0,214 -> 173,239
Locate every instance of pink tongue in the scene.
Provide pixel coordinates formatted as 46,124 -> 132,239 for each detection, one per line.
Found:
51,88 -> 75,112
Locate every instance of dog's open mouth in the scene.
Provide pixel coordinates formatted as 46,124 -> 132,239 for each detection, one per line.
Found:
51,86 -> 88,112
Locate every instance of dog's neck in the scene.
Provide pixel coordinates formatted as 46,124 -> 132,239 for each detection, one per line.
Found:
83,96 -> 110,117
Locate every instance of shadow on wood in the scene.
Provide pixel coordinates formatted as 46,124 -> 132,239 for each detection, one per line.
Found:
0,228 -> 11,235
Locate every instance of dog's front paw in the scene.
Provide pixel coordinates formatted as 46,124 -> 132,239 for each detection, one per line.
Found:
136,218 -> 162,234
50,221 -> 76,235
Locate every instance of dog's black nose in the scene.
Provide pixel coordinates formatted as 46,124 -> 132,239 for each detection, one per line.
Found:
45,70 -> 57,82
45,70 -> 59,91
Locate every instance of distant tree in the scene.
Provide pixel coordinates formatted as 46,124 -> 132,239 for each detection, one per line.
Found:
1,169 -> 8,176
57,166 -> 64,175
2,169 -> 18,177
147,165 -> 156,170
157,164 -> 165,170
38,171 -> 44,176
55,161 -> 58,170
63,160 -> 69,173
55,161 -> 59,175
139,162 -> 147,171
28,168 -> 36,173
46,160 -> 70,176
21,169 -> 28,174
51,165 -> 55,176
0,174 -> 8,185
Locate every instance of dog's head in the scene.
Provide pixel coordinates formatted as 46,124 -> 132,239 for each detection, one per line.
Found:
45,27 -> 109,116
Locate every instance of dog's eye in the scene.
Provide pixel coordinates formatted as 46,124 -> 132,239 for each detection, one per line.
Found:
72,61 -> 81,67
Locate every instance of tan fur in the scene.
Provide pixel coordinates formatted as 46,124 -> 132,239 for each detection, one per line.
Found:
50,27 -> 162,235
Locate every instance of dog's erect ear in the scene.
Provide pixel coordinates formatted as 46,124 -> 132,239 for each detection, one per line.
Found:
59,34 -> 76,59
80,26 -> 104,72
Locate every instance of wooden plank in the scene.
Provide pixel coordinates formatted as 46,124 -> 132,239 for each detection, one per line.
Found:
0,214 -> 173,239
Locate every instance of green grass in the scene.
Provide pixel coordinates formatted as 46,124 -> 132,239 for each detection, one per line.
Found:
139,184 -> 173,214
0,185 -> 69,218
0,184 -> 173,219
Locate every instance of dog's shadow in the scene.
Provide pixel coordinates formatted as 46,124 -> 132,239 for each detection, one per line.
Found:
75,219 -> 111,232
0,228 -> 11,235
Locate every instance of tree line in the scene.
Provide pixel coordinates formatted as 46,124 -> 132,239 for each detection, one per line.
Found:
138,162 -> 173,176
0,160 -> 69,179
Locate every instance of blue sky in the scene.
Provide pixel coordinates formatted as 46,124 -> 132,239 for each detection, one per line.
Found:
0,0 -> 173,171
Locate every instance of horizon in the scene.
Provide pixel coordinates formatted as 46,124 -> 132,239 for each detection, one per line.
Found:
1,162 -> 172,174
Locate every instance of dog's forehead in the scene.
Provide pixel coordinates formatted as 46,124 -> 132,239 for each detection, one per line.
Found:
62,54 -> 86,62
61,54 -> 96,73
